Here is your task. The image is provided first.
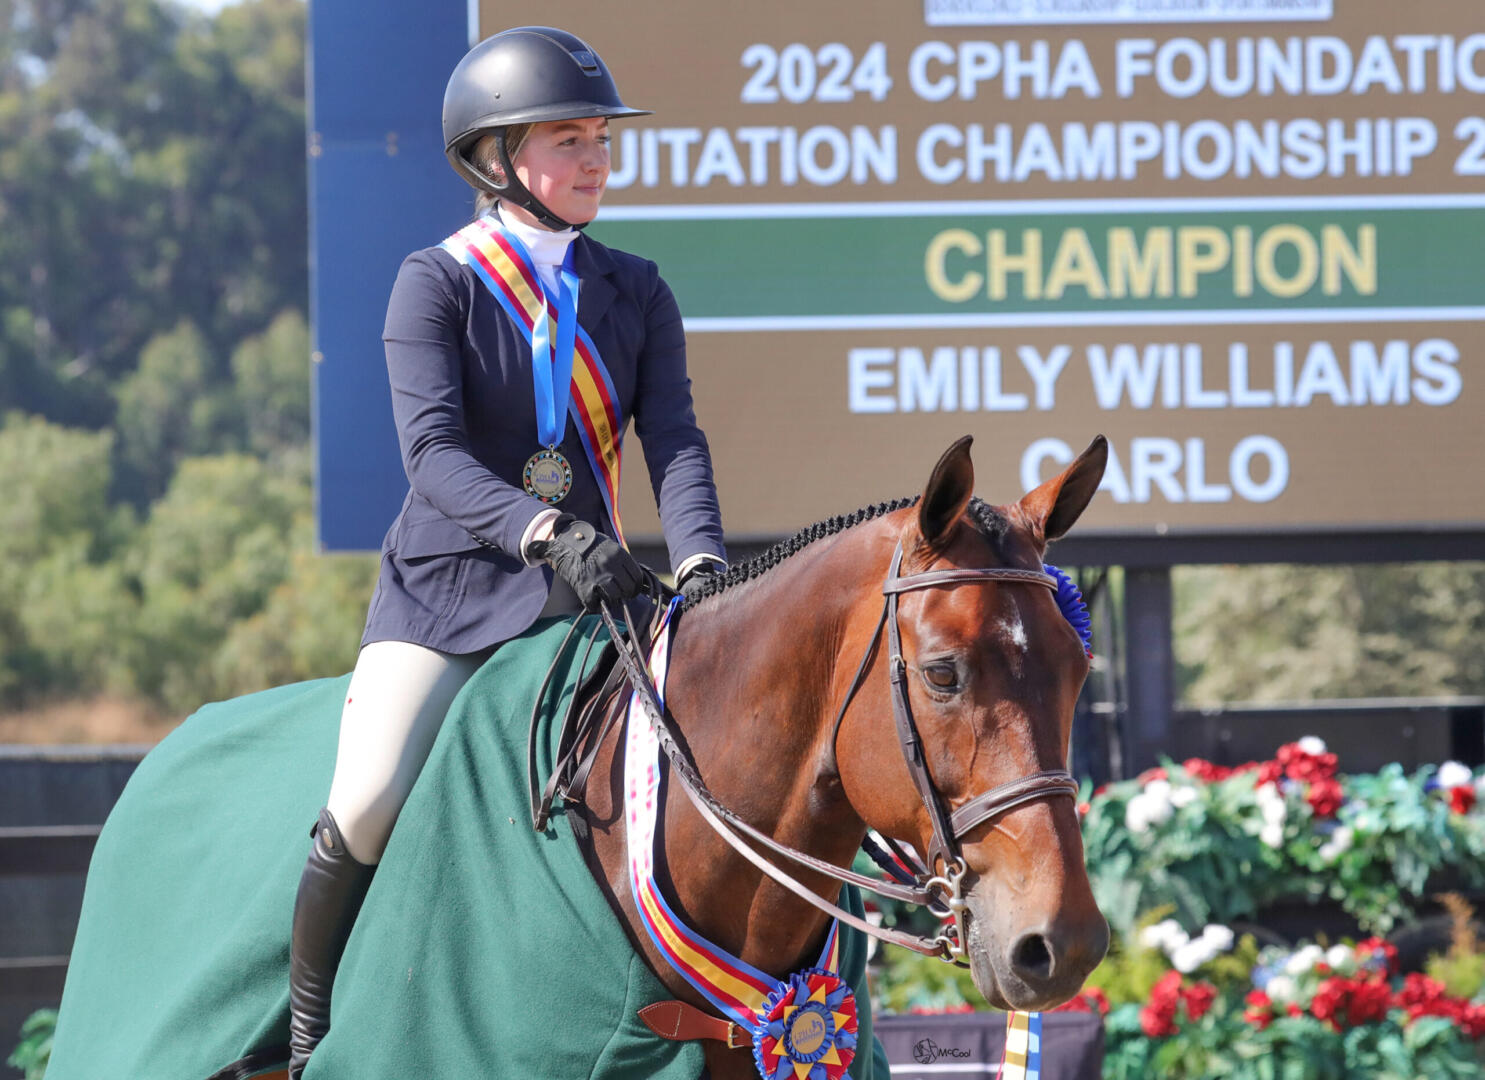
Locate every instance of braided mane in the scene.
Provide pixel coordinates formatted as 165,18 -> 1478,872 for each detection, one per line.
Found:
678,496 -> 1009,612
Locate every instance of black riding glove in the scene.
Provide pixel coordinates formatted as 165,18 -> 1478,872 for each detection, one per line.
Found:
532,515 -> 645,610
678,560 -> 723,600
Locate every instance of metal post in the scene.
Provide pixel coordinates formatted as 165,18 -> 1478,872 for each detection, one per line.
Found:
1122,566 -> 1174,775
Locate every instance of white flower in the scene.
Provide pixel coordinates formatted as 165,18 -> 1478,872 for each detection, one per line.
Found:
1139,919 -> 1187,953
1122,790 -> 1170,831
1260,795 -> 1288,826
1144,779 -> 1173,801
1285,944 -> 1325,976
1125,798 -> 1153,835
1297,736 -> 1328,755
1265,974 -> 1298,1004
1201,924 -> 1236,952
1325,945 -> 1356,974
1437,761 -> 1473,790
1171,940 -> 1213,974
1169,785 -> 1199,809
1318,825 -> 1354,863
1260,822 -> 1285,849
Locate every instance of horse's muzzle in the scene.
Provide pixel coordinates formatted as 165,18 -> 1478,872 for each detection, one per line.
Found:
962,888 -> 1110,1011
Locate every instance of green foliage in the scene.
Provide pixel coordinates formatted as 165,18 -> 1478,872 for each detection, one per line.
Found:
8,1008 -> 55,1080
114,319 -> 230,500
870,946 -> 980,1014
1425,896 -> 1485,1001
0,413 -> 135,704
230,309 -> 310,457
1175,564 -> 1485,704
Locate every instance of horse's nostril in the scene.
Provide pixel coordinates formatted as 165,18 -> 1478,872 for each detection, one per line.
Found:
1012,933 -> 1054,982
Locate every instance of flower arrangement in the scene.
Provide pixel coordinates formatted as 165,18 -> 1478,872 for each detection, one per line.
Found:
1101,925 -> 1485,1080
1082,739 -> 1485,936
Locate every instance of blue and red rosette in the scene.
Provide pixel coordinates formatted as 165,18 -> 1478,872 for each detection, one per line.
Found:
752,969 -> 858,1080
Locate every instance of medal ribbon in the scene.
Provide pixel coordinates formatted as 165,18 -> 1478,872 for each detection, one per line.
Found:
440,217 -> 627,544
623,598 -> 843,1029
1000,1009 -> 1043,1080
519,239 -> 579,450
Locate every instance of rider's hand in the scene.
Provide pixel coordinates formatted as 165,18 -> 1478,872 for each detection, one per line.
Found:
678,561 -> 722,600
532,515 -> 644,609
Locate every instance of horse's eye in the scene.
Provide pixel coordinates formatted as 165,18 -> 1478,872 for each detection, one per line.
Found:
921,664 -> 959,692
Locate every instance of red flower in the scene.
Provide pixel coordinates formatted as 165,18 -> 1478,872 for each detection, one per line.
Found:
1310,975 -> 1392,1030
1276,742 -> 1339,784
1310,979 -> 1343,1025
1181,981 -> 1217,1021
1138,767 -> 1169,785
1287,1004 -> 1303,1017
1448,786 -> 1477,815
1139,971 -> 1183,1037
1183,758 -> 1233,783
1077,801 -> 1091,817
1348,978 -> 1391,1026
1244,990 -> 1275,1030
1306,778 -> 1344,818
1052,987 -> 1110,1016
1397,973 -> 1449,1017
1256,761 -> 1283,787
1459,1003 -> 1485,1040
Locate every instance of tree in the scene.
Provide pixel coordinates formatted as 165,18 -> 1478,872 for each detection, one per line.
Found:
230,308 -> 310,458
0,412 -> 135,704
1174,564 -> 1485,704
0,0 -> 307,420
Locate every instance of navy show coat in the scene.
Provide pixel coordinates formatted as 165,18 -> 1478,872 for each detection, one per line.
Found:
361,229 -> 727,654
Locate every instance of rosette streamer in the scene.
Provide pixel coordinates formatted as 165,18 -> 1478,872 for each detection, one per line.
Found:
624,599 -> 857,1079
1044,564 -> 1093,658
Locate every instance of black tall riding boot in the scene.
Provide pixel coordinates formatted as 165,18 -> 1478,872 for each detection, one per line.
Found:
288,809 -> 375,1080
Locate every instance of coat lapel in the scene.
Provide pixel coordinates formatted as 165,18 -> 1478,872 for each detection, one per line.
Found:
573,234 -> 618,338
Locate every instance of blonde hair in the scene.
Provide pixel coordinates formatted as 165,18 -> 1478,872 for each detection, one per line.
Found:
472,124 -> 533,217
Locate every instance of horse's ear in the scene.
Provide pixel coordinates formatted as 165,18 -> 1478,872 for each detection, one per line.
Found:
917,435 -> 976,550
1018,435 -> 1108,545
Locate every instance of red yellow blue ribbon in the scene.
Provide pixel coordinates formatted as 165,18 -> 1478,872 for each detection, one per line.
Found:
624,599 -> 855,1079
1000,1009 -> 1042,1080
439,217 -> 627,545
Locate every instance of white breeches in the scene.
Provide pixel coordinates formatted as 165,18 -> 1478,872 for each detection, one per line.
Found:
325,640 -> 490,864
324,580 -> 581,864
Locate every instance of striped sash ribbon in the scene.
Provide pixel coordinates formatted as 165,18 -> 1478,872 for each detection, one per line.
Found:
439,216 -> 627,544
623,598 -> 842,1028
1001,1008 -> 1042,1080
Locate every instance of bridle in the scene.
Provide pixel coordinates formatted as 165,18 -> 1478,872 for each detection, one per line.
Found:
594,538 -> 1080,963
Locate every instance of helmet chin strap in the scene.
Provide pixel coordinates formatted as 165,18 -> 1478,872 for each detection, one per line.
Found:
484,128 -> 586,232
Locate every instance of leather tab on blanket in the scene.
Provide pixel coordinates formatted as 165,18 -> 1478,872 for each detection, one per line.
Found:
639,1001 -> 753,1047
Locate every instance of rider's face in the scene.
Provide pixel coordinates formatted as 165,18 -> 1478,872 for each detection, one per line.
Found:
513,117 -> 611,227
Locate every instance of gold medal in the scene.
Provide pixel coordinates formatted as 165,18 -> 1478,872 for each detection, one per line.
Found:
523,447 -> 573,503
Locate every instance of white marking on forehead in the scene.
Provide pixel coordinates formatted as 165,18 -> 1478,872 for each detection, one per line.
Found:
999,596 -> 1028,654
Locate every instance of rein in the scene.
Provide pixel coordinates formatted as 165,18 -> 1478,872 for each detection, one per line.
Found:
594,540 -> 1080,963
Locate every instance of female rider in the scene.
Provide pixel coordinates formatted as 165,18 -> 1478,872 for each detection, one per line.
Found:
287,26 -> 727,1077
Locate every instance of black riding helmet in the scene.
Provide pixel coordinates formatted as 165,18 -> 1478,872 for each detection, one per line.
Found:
443,26 -> 650,230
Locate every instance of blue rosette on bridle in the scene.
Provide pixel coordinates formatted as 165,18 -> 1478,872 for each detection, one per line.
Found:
1043,564 -> 1093,658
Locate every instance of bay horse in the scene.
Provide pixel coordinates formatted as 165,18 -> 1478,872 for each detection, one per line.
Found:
574,433 -> 1111,1079
47,434 -> 1108,1080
